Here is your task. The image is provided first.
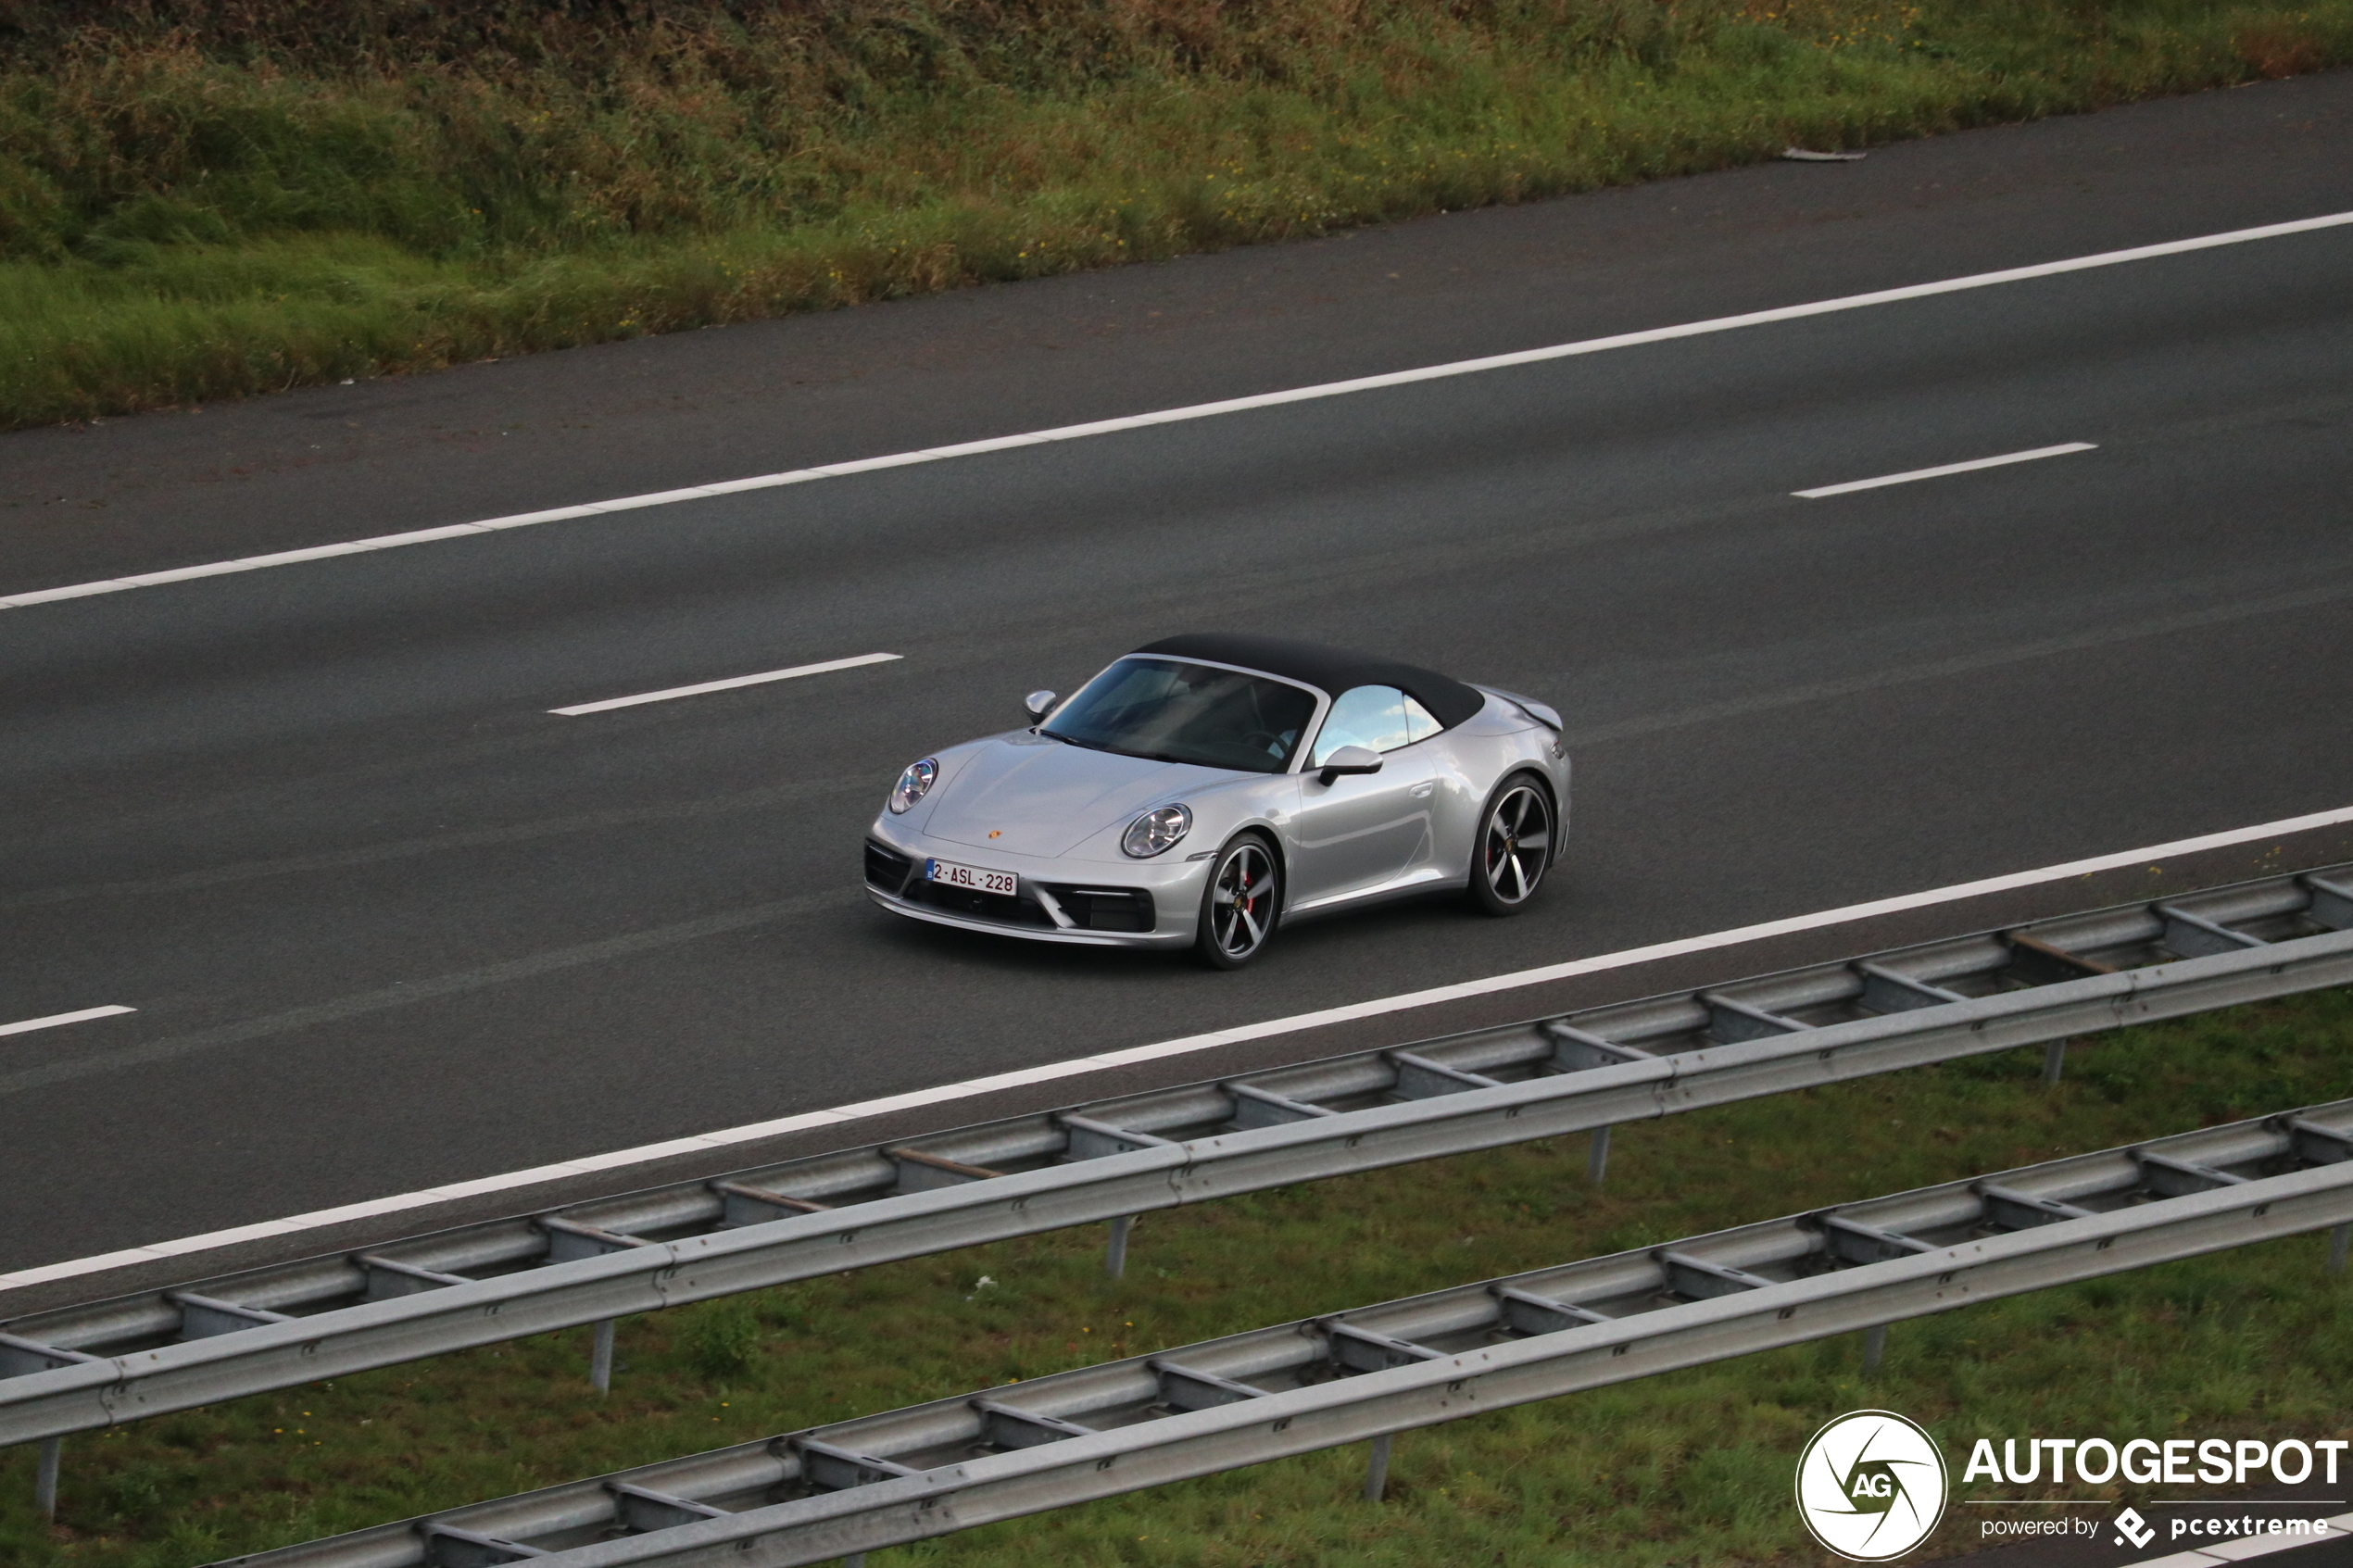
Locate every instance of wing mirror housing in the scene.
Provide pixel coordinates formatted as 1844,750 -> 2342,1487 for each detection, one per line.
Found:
1316,745 -> 1383,785
1024,689 -> 1059,723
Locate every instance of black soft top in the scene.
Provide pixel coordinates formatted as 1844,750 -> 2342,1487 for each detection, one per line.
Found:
1133,633 -> 1489,731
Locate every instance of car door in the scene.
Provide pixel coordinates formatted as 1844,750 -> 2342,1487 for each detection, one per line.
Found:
1287,685 -> 1438,909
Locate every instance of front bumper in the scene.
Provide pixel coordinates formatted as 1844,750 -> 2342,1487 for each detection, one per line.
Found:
863,831 -> 1205,949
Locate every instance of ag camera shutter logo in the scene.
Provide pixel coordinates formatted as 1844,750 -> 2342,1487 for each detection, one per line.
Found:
1795,1410 -> 1950,1561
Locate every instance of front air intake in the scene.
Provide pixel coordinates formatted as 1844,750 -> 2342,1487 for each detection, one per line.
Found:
1040,884 -> 1156,934
863,841 -> 915,894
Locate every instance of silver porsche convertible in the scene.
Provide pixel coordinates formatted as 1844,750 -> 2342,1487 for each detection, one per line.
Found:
863,633 -> 1570,968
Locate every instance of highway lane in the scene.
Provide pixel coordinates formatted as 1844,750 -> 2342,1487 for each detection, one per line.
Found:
5,92 -> 2353,1277
8,70 -> 2353,594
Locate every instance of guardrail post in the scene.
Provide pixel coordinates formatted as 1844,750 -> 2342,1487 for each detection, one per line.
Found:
2043,1040 -> 2068,1084
35,1435 -> 60,1520
1363,1432 -> 1393,1502
1863,1324 -> 1888,1374
590,1320 -> 616,1393
1105,1216 -> 1135,1279
2330,1223 -> 2350,1274
1587,1126 -> 1611,1185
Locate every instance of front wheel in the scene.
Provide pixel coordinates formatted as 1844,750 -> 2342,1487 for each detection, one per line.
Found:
1468,775 -> 1554,916
1194,834 -> 1281,969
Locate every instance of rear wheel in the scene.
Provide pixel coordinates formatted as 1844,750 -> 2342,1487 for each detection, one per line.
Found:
1194,834 -> 1281,969
1468,775 -> 1553,916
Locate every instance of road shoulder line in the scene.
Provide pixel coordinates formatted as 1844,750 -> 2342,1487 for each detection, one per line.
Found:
6,801 -> 2348,1297
3,212 -> 2347,612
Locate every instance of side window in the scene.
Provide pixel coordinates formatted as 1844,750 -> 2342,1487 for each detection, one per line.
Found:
1403,694 -> 1440,743
1311,685 -> 1411,766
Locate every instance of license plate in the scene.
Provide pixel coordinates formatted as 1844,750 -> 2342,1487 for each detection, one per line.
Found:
926,858 -> 1017,896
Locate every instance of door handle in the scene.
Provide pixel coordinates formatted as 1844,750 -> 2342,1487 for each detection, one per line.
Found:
1410,782 -> 1436,798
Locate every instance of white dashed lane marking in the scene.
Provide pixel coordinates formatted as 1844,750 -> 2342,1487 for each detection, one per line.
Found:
549,652 -> 902,716
0,1006 -> 135,1040
1794,442 -> 2098,498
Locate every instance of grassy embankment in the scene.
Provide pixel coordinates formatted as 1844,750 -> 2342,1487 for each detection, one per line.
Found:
2,0 -> 2352,432
4,985 -> 2350,1566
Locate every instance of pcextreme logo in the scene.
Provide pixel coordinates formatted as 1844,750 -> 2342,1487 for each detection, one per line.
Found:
1795,1410 -> 1951,1562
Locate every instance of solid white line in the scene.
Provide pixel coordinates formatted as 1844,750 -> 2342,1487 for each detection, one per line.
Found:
5,802 -> 2348,1295
1794,442 -> 2097,498
550,652 -> 902,715
0,1005 -> 135,1039
4,210 -> 2349,613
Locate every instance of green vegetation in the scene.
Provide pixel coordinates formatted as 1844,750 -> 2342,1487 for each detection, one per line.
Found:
2,0 -> 2350,431
5,985 -> 2349,1566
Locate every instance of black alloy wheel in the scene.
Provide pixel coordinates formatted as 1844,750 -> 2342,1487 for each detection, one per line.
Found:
1470,777 -> 1553,916
1196,834 -> 1280,969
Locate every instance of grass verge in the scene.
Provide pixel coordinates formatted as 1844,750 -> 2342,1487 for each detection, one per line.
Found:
2,985 -> 2348,1565
3,0 -> 2352,431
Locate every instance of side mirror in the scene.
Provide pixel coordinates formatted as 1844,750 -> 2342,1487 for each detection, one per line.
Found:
1315,745 -> 1383,785
1024,690 -> 1058,723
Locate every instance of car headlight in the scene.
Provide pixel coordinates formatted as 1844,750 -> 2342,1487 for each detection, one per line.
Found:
888,759 -> 937,814
1122,804 -> 1192,859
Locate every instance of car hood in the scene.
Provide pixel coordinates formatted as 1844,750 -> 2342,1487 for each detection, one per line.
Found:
924,735 -> 1222,858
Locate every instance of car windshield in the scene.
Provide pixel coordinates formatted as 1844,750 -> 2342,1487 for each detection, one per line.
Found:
1042,658 -> 1318,774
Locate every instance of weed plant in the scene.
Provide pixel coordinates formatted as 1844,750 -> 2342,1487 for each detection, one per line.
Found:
3,985 -> 2348,1564
1,0 -> 2350,429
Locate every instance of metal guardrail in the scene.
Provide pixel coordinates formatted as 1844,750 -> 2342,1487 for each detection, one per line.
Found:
4,866 -> 2349,1456
222,1097 -> 2353,1568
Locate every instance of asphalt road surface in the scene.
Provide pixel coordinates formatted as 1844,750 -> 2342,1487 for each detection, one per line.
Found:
4,73 -> 2351,1279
